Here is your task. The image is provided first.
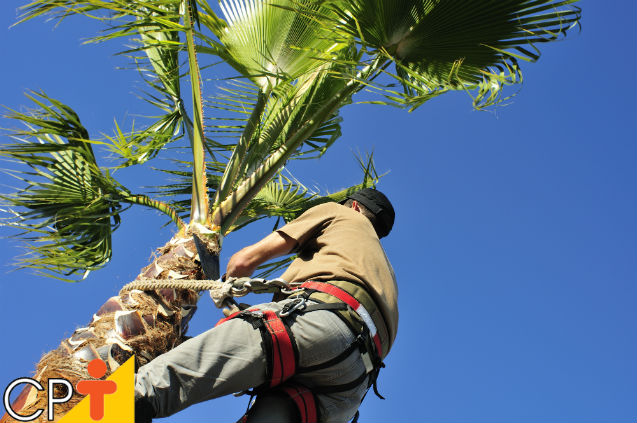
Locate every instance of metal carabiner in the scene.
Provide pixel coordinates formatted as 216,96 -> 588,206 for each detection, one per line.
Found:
279,297 -> 307,317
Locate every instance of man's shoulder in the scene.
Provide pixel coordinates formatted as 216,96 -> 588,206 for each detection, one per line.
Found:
303,201 -> 344,216
311,201 -> 341,211
307,201 -> 365,221
290,201 -> 367,233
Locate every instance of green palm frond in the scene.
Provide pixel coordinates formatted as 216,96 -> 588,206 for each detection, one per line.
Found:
198,0 -> 355,214
326,0 -> 581,109
289,112 -> 343,160
212,87 -> 270,207
0,93 -> 183,280
20,1 -> 194,168
206,69 -> 348,209
86,0 -> 213,223
18,0 -> 184,31
103,108 -> 183,168
251,173 -> 320,223
1,94 -> 124,280
123,0 -> 185,163
210,54 -> 362,233
252,69 -> 348,165
6,0 -> 582,282
227,152 -> 381,234
144,159 -> 227,223
210,0 -> 346,89
205,80 -> 262,140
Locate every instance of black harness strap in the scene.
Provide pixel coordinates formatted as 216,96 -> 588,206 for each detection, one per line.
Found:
310,371 -> 370,395
284,290 -> 386,399
297,335 -> 365,373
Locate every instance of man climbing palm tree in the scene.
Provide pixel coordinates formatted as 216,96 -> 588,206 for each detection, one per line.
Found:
0,1 -> 581,422
135,188 -> 397,422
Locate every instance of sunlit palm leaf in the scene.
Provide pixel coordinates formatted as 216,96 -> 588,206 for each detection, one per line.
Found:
19,0 -> 185,29
292,113 -> 342,160
238,51 -> 357,172
210,54 -> 362,233
1,94 -> 124,280
213,0 -> 345,89
250,174 -> 319,223
251,72 -> 346,166
212,87 -> 269,207
1,93 -> 182,279
227,152 -> 380,234
130,3 -> 182,100
103,109 -> 183,168
19,0 -> 191,167
145,159 -> 226,223
205,68 -> 347,211
124,0 -> 185,163
327,0 -> 581,109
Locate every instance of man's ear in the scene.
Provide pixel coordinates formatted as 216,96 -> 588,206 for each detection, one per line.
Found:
351,200 -> 361,212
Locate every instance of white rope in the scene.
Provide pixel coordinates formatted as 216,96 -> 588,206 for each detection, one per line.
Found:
119,277 -> 298,309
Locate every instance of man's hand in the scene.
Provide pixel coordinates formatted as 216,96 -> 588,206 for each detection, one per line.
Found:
226,231 -> 297,278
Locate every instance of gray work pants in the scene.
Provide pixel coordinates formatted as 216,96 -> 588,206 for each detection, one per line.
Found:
135,298 -> 370,422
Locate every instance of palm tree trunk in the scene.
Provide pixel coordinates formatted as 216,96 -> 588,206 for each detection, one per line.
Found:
1,233 -> 218,423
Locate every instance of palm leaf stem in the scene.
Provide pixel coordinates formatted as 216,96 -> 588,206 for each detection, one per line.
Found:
178,99 -> 196,152
213,89 -> 269,209
183,0 -> 208,225
121,193 -> 185,229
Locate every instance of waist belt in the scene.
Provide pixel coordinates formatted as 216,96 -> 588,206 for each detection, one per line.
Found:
298,281 -> 384,360
289,280 -> 387,401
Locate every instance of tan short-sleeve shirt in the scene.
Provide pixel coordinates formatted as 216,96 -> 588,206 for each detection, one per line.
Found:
277,202 -> 398,349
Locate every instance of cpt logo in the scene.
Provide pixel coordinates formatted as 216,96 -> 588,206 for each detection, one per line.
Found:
3,357 -> 134,422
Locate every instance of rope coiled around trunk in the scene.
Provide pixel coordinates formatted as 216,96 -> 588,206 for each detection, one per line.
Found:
120,279 -> 225,293
119,277 -> 298,309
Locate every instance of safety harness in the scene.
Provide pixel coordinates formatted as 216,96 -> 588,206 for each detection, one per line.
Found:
217,307 -> 299,387
281,384 -> 318,423
216,280 -> 388,423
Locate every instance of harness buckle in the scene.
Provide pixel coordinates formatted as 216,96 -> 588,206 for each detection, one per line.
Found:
244,310 -> 264,319
360,350 -> 374,374
279,297 -> 307,317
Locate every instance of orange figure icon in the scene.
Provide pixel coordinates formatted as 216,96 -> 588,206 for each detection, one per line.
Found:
76,359 -> 117,421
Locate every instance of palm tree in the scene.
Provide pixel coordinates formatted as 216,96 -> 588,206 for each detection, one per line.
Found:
1,0 -> 580,421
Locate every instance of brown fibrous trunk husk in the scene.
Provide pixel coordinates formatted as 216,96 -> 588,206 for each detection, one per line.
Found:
2,233 -> 220,423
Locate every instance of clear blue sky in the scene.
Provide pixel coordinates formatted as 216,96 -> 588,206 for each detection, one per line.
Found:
1,1 -> 635,422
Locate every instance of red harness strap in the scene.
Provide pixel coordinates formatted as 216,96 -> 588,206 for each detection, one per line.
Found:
216,308 -> 296,388
299,281 -> 383,359
281,384 -> 318,423
262,310 -> 296,387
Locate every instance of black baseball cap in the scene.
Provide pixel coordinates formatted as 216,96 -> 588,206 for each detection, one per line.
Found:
345,188 -> 395,238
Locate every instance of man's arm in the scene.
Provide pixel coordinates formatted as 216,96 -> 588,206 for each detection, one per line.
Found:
226,231 -> 297,277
